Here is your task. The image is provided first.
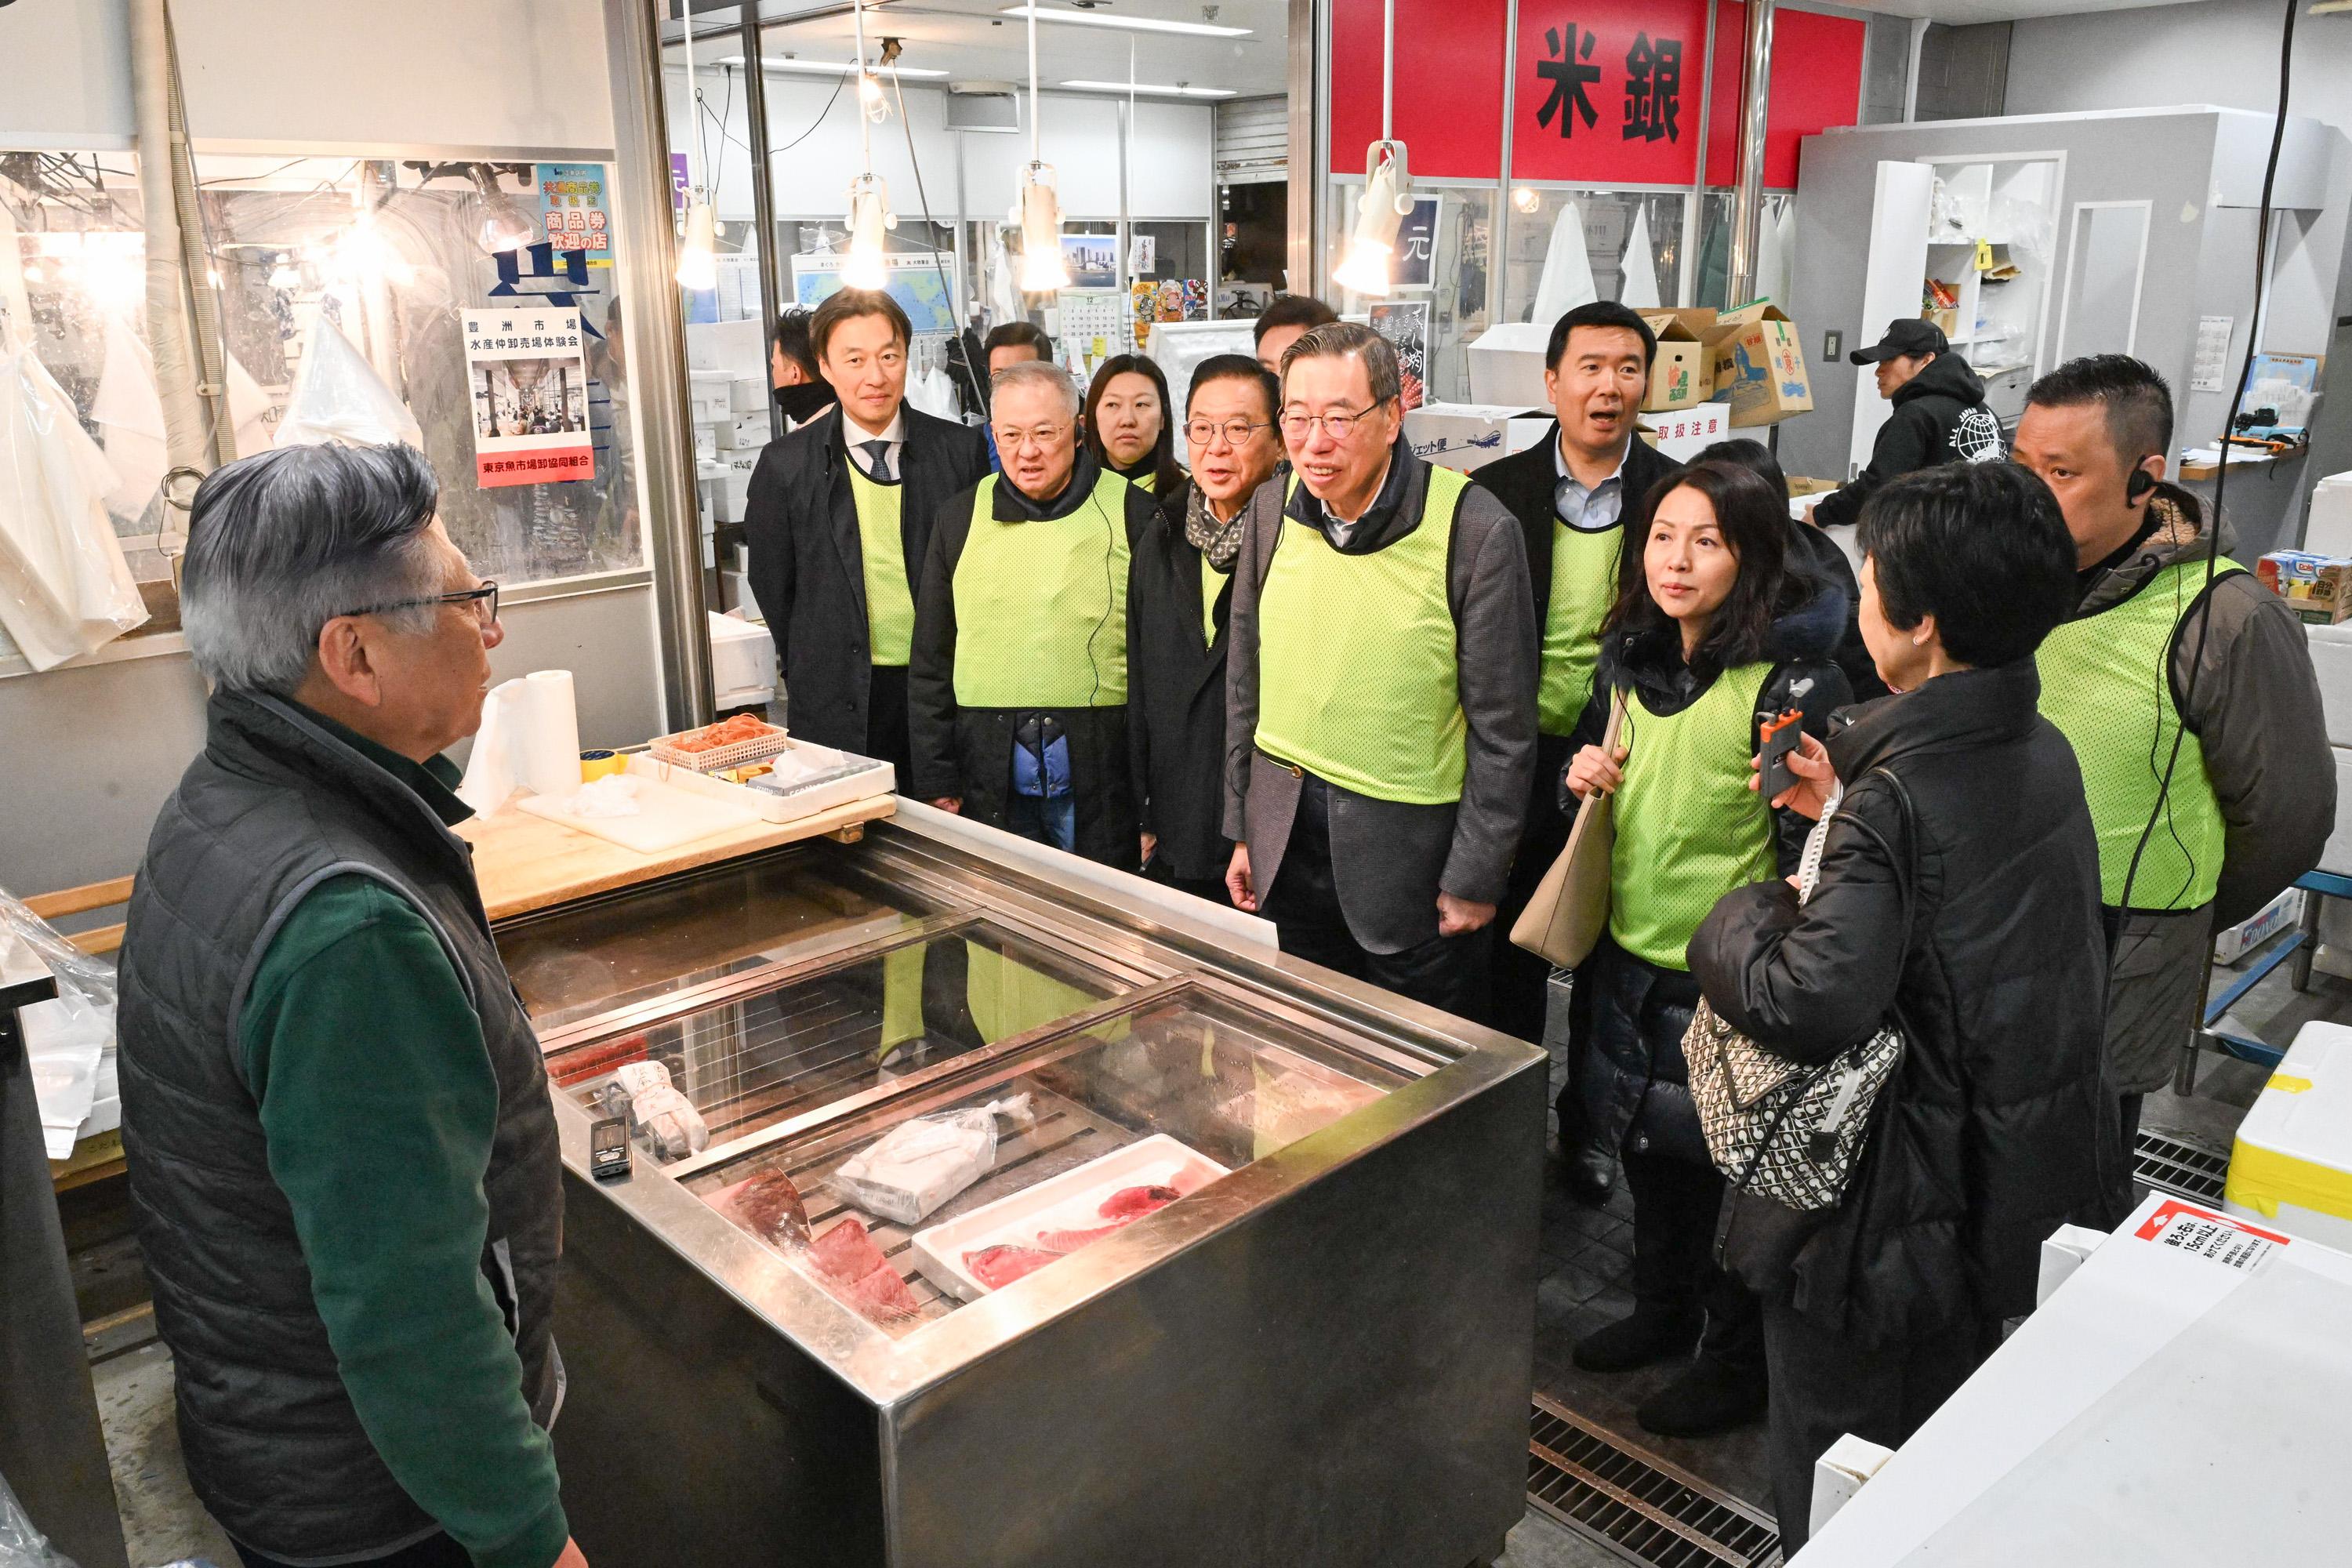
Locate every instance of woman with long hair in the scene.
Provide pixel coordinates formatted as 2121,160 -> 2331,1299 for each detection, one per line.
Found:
1083,354 -> 1183,493
1560,459 -> 1850,1439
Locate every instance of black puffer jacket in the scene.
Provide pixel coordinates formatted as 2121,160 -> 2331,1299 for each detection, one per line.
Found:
1813,353 -> 2002,531
1690,659 -> 2126,1343
1570,575 -> 1853,1165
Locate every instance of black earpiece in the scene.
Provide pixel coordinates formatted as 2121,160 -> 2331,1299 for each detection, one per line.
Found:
2126,467 -> 2156,503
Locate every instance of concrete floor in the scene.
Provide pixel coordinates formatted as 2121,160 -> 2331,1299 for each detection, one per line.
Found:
69,928 -> 2352,1568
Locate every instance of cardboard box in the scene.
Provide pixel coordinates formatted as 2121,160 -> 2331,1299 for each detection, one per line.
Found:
1403,402 -> 1552,474
1635,313 -> 1707,412
1465,322 -> 1556,408
2260,550 -> 2352,624
1713,303 -> 1814,427
1636,400 -> 1729,465
2213,885 -> 2306,964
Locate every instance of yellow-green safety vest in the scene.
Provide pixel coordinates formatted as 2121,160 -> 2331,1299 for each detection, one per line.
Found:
950,469 -> 1132,708
1609,662 -> 1777,970
1255,465 -> 1474,805
1540,521 -> 1626,736
847,463 -> 914,666
2037,558 -> 2243,910
1201,554 -> 1227,647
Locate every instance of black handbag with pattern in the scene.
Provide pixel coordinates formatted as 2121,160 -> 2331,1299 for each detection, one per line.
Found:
1689,769 -> 1912,1214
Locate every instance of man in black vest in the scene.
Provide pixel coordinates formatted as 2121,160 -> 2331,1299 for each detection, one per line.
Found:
745,289 -> 989,775
117,445 -> 584,1568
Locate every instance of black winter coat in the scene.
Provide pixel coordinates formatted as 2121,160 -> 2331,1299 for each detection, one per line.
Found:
1690,659 -> 2125,1343
1126,478 -> 1236,884
1812,354 -> 2002,531
742,405 -> 989,755
1570,579 -> 1853,1165
908,452 -> 1156,869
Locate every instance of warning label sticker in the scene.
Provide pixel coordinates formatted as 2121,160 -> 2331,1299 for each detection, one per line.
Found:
2133,1199 -> 2289,1271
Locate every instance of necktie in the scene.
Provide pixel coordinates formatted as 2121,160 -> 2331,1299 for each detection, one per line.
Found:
861,440 -> 895,483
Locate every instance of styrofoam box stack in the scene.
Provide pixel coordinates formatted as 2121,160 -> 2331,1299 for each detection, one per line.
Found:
2304,622 -> 2352,971
2307,470 -> 2352,561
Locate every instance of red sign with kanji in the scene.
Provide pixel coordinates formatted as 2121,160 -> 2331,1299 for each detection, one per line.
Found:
1511,0 -> 1710,185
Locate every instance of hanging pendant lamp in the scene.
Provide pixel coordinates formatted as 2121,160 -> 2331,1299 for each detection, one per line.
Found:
842,0 -> 898,289
1334,0 -> 1411,296
1014,0 -> 1070,293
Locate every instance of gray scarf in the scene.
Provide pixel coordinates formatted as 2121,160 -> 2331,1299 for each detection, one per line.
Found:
1184,480 -> 1247,572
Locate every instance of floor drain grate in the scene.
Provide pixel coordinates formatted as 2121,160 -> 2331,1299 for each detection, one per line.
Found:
1526,1394 -> 1781,1567
2135,1129 -> 2230,1204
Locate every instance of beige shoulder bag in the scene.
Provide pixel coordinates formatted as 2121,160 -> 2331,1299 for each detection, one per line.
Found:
1508,690 -> 1626,970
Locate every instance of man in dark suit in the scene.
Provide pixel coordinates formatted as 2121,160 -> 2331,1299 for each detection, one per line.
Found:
1225,323 -> 1537,1018
1474,302 -> 1680,1191
743,289 -> 989,775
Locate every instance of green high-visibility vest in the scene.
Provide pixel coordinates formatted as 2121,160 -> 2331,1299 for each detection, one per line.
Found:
1255,464 -> 1474,805
1540,521 -> 1626,736
950,469 -> 1131,708
2038,558 -> 2243,909
1609,662 -> 1777,970
1202,554 -> 1227,647
847,463 -> 914,666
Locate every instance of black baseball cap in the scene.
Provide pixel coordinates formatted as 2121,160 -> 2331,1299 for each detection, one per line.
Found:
1849,318 -> 1949,365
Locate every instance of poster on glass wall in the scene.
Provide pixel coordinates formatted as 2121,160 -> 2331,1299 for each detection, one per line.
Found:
462,307 -> 594,488
1391,196 -> 1444,292
791,251 -> 960,335
1368,300 -> 1430,388
535,164 -> 612,269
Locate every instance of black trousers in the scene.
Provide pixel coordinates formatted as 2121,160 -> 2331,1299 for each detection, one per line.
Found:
1762,1297 -> 1998,1552
866,662 -> 912,779
2118,1090 -> 2145,1155
1623,1146 -> 1763,1371
1263,775 -> 1492,1020
236,1534 -> 470,1568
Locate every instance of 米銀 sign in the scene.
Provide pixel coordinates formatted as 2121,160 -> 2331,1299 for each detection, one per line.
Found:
1512,0 -> 1710,185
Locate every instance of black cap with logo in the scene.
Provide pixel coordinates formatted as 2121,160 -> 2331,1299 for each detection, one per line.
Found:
1848,318 -> 1950,365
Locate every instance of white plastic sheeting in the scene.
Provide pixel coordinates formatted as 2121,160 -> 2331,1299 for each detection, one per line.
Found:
90,311 -> 274,521
0,344 -> 150,670
274,314 -> 423,449
1621,204 -> 1662,310
1530,201 -> 1599,327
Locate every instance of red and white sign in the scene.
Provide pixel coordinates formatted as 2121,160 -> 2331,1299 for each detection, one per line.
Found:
1330,0 -> 1511,180
2132,1198 -> 2290,1271
1701,2 -> 1865,189
1510,0 -> 1711,186
461,307 -> 594,489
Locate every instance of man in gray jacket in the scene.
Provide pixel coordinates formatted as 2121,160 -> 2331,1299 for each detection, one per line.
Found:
2014,354 -> 2333,1148
1224,322 -> 1537,1018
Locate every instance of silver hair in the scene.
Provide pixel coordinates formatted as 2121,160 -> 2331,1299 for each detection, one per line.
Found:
989,358 -> 1083,419
180,443 -> 447,694
1279,321 -> 1403,406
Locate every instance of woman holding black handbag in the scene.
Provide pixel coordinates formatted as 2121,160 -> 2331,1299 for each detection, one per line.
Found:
1559,461 -> 1849,1439
1689,462 -> 2125,1552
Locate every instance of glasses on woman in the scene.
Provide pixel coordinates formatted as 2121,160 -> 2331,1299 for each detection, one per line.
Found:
1184,417 -> 1272,448
341,580 -> 501,630
1277,406 -> 1376,442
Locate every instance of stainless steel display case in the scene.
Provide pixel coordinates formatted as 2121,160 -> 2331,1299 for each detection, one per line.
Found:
504,816 -> 1546,1568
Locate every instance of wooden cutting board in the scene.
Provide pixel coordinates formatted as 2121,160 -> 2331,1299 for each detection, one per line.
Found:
515,777 -> 763,854
456,789 -> 897,922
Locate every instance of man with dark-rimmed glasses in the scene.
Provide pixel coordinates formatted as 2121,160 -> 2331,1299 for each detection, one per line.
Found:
118,442 -> 589,1568
1223,321 -> 1537,1018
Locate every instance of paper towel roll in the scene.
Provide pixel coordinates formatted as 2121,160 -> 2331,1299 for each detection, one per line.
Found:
520,669 -> 583,799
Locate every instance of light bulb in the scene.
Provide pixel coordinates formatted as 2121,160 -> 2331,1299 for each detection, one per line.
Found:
858,71 -> 888,121
676,200 -> 718,291
23,263 -> 44,285
1334,141 -> 1411,297
843,174 -> 895,289
1015,165 -> 1069,293
1512,186 -> 1540,215
268,260 -> 301,290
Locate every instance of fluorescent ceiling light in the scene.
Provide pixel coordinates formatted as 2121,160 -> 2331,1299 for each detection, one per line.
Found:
1060,79 -> 1236,97
1000,5 -> 1252,37
710,55 -> 950,78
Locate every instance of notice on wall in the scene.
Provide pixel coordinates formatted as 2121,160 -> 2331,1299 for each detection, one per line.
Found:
1368,300 -> 1431,391
2191,314 -> 2235,394
463,307 -> 593,488
535,164 -> 612,270
1392,195 -> 1443,292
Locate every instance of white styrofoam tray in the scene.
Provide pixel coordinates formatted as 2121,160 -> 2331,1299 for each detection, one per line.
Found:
626,746 -> 894,826
909,1134 -> 1228,1301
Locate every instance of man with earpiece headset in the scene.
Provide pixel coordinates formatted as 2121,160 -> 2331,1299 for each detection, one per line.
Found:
908,359 -> 1156,866
2015,354 -> 2331,1156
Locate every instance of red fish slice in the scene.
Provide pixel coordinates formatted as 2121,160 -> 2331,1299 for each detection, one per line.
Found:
842,1258 -> 920,1320
964,1244 -> 1064,1290
1097,1184 -> 1181,1220
811,1215 -> 890,1283
1033,1219 -> 1134,1253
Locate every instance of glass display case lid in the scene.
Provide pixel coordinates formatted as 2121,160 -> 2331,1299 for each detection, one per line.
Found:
502,843 -> 958,1030
676,981 -> 1414,1341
